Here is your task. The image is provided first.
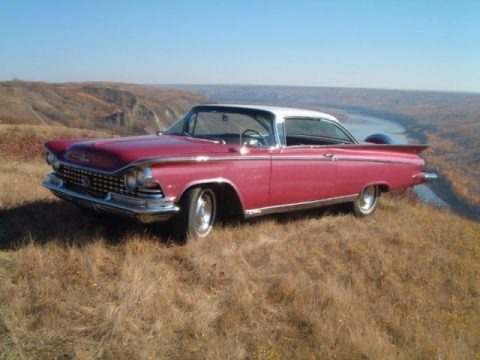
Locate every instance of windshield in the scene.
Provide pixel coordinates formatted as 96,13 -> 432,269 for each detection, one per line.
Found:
166,107 -> 276,147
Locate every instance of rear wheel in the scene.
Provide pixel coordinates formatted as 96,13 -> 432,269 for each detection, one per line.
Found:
352,185 -> 379,216
174,187 -> 217,239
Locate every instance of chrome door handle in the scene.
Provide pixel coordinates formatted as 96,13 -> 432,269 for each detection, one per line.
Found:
323,153 -> 334,158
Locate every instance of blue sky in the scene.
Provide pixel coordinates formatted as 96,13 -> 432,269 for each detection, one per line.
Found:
0,0 -> 479,92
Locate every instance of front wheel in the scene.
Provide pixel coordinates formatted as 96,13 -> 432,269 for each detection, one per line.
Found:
174,187 -> 217,239
352,185 -> 380,216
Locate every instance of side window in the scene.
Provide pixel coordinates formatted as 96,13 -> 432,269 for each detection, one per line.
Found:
285,117 -> 353,144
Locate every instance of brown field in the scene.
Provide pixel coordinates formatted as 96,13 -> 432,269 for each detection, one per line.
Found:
1,125 -> 479,359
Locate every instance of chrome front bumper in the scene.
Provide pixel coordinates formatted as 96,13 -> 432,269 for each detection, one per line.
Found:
43,173 -> 180,223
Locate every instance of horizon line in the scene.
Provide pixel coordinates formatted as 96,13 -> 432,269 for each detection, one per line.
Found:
1,78 -> 479,96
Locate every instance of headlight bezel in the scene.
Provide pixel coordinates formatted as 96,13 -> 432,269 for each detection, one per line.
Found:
46,150 -> 61,171
125,172 -> 137,189
46,151 -> 55,165
52,158 -> 61,171
124,167 -> 155,190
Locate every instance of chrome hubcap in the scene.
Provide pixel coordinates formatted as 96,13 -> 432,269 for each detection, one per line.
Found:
359,186 -> 377,212
194,191 -> 213,235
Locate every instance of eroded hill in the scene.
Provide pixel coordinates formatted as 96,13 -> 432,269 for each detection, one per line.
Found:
0,81 -> 208,134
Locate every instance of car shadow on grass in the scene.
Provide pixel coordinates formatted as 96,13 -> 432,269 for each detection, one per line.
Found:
1,199 -> 354,250
0,200 -> 175,250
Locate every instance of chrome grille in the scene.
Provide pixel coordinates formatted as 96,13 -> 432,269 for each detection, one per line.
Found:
57,165 -> 134,198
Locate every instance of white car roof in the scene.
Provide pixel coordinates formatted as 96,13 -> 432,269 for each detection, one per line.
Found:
202,104 -> 339,122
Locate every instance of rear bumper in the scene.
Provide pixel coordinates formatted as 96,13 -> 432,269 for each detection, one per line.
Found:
414,172 -> 438,183
43,173 -> 180,224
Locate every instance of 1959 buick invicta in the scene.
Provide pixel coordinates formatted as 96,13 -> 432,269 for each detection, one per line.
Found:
43,104 -> 437,238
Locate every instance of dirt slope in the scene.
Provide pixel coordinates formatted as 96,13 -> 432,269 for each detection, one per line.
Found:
0,81 -> 208,134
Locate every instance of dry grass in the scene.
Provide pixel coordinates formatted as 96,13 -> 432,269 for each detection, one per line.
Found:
0,129 -> 479,359
0,124 -> 113,161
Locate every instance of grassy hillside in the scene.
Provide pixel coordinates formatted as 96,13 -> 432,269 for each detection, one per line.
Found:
1,125 -> 479,359
170,85 -> 480,219
0,81 -> 208,134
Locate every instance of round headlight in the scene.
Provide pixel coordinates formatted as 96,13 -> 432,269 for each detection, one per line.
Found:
52,158 -> 61,171
46,152 -> 55,165
136,168 -> 153,187
125,172 -> 137,189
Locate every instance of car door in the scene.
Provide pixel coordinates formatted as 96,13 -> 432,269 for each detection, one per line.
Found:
269,146 -> 336,206
268,117 -> 343,206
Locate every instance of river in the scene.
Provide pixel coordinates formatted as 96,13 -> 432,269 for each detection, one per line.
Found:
336,110 -> 450,209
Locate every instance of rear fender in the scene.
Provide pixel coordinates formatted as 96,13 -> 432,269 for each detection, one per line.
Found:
363,182 -> 390,194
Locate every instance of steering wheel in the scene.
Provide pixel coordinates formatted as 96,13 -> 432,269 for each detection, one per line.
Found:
241,129 -> 268,147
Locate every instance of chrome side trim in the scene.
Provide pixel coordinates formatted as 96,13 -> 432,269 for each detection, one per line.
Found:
49,154 -> 272,176
271,156 -> 334,161
128,155 -> 271,168
43,174 -> 179,223
244,194 -> 358,218
47,143 -> 425,176
53,154 -> 414,176
334,157 -> 415,166
57,153 -> 411,175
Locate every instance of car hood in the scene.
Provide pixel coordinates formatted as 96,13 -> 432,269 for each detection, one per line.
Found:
47,135 -> 230,171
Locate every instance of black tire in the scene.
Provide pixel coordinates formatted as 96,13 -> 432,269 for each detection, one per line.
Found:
352,185 -> 380,217
173,187 -> 217,239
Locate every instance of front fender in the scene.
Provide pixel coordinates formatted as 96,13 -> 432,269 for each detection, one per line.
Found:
176,177 -> 246,212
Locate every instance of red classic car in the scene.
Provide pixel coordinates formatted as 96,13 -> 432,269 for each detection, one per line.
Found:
43,104 -> 436,238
